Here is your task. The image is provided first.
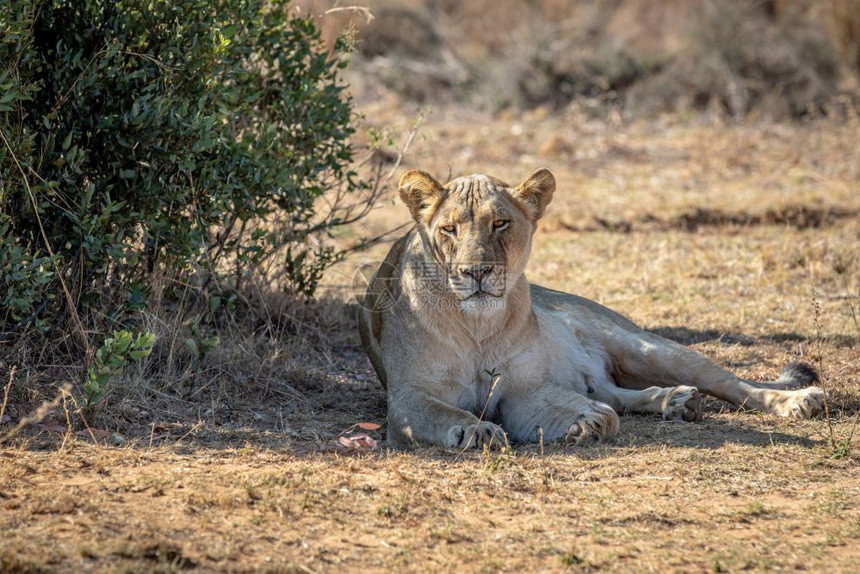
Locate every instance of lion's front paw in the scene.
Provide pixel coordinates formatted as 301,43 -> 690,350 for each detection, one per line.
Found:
662,385 -> 702,422
775,387 -> 825,418
564,402 -> 619,445
445,422 -> 508,450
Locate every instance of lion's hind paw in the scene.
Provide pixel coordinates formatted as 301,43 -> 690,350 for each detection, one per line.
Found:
776,387 -> 825,418
662,385 -> 702,422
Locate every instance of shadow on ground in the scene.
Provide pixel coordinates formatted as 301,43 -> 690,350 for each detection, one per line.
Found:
8,323 -> 855,457
12,390 -> 826,459
649,325 -> 857,348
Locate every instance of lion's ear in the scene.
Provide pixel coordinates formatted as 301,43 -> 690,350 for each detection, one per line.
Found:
399,170 -> 445,223
512,168 -> 555,220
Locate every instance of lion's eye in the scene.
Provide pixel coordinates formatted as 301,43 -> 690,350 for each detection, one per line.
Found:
493,220 -> 510,231
440,224 -> 457,235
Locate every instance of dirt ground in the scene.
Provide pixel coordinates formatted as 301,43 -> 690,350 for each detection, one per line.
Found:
2,418 -> 859,573
3,81 -> 860,573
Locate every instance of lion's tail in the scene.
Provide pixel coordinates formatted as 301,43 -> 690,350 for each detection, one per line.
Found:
748,361 -> 820,390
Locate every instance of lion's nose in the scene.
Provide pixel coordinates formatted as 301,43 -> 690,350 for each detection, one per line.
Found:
460,265 -> 494,283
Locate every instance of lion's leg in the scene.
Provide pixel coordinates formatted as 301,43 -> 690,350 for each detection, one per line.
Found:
498,385 -> 619,445
387,386 -> 508,450
589,383 -> 702,422
608,330 -> 824,418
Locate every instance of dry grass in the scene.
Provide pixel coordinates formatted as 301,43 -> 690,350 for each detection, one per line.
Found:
3,62 -> 860,574
1,418 -> 858,572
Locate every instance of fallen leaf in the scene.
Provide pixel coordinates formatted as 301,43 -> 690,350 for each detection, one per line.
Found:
349,433 -> 378,448
338,436 -> 358,449
332,432 -> 379,455
356,422 -> 381,431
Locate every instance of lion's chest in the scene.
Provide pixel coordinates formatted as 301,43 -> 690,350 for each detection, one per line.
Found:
445,320 -> 602,415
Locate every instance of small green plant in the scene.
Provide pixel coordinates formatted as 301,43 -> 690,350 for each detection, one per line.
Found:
745,501 -> 767,517
367,126 -> 395,150
84,330 -> 155,416
376,496 -> 408,520
182,321 -> 220,397
186,322 -> 220,371
809,283 -> 856,460
810,285 -> 837,451
481,443 -> 517,473
830,415 -> 858,460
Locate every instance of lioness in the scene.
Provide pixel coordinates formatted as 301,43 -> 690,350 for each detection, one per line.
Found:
358,168 -> 825,449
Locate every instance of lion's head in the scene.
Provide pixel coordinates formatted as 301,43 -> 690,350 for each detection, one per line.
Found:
398,168 -> 555,308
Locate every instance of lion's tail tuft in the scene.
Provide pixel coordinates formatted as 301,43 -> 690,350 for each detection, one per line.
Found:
775,361 -> 820,387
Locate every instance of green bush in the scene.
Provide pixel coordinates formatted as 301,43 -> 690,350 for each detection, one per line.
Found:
84,329 -> 156,417
1,0 -> 362,344
0,215 -> 56,337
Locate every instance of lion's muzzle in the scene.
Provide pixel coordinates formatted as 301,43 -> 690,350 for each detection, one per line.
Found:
449,261 -> 507,299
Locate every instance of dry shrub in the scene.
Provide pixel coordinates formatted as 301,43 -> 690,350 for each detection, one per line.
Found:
629,0 -> 839,118
334,0 -> 858,117
0,290 -> 376,443
808,0 -> 860,81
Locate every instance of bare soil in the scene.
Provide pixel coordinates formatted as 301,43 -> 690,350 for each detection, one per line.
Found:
3,88 -> 860,572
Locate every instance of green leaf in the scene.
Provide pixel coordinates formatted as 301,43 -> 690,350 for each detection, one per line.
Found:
209,296 -> 222,314
127,350 -> 149,361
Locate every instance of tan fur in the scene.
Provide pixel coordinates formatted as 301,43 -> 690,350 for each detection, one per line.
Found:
359,169 -> 825,449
